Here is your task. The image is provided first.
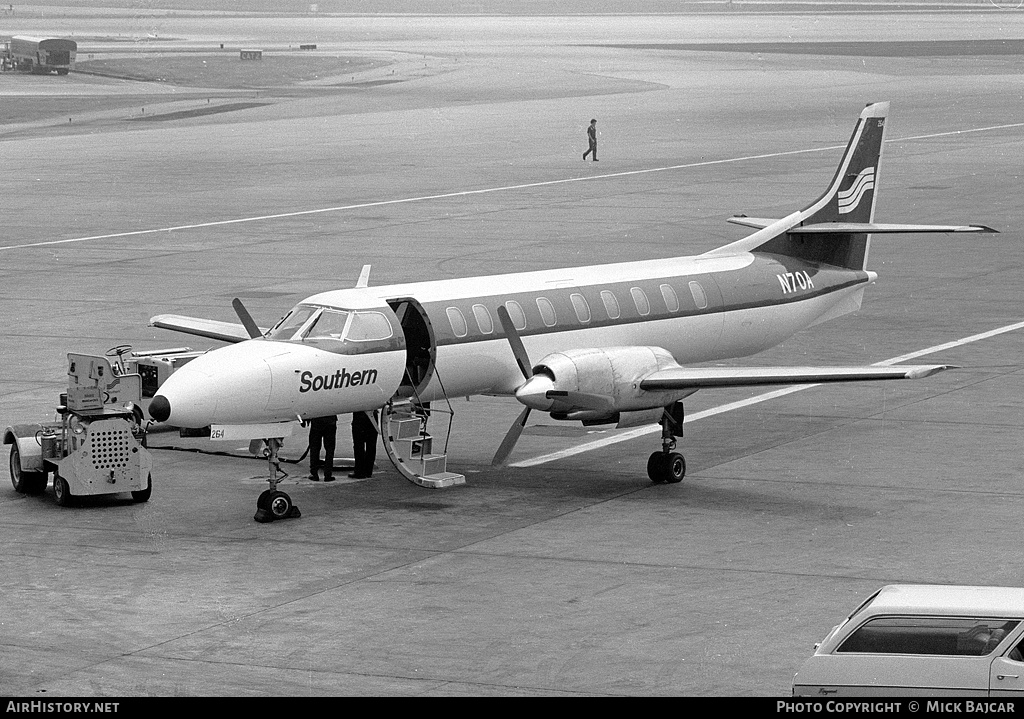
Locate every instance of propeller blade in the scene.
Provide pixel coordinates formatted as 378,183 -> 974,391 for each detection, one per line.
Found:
491,406 -> 531,466
231,298 -> 263,339
496,305 -> 532,380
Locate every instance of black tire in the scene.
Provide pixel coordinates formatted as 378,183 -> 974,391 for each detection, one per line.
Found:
53,474 -> 75,507
9,444 -> 47,495
131,474 -> 152,503
665,453 -> 686,484
266,491 -> 293,520
647,452 -> 666,484
256,489 -> 272,510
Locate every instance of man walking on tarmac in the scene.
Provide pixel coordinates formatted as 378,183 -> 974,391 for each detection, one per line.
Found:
583,118 -> 598,161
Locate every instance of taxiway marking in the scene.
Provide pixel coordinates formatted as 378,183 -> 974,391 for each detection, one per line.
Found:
510,319 -> 1024,468
2,122 -> 1023,253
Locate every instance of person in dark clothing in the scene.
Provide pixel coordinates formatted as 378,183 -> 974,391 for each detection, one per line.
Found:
583,118 -> 598,161
350,411 -> 378,479
307,415 -> 338,482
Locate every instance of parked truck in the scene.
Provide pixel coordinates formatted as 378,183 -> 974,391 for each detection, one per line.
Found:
4,35 -> 76,74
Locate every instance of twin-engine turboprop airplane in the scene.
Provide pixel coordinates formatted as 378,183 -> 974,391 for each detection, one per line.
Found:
148,102 -> 994,521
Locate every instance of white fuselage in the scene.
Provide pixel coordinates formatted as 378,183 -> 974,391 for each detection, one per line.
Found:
153,248 -> 873,429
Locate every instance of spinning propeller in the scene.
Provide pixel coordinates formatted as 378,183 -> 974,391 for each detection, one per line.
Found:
491,306 -> 614,466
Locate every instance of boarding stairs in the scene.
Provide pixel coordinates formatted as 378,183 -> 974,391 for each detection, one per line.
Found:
381,399 -> 465,489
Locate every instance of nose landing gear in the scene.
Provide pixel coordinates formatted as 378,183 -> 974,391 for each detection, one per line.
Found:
253,437 -> 301,523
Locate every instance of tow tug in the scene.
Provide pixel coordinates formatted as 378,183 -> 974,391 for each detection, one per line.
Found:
4,346 -> 199,506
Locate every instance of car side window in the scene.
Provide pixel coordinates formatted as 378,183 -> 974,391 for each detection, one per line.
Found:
1008,639 -> 1024,662
837,617 -> 1020,657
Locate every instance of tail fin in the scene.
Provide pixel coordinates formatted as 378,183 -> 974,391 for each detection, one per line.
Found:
803,101 -> 888,227
707,102 -> 888,270
754,101 -> 887,270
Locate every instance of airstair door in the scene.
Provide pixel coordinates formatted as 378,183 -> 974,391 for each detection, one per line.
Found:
387,297 -> 436,400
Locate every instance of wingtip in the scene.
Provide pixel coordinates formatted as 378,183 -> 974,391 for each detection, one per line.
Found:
906,365 -> 959,379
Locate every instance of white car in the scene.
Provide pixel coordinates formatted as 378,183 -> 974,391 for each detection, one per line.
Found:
793,585 -> 1024,696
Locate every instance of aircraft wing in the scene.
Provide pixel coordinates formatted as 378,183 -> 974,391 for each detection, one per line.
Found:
150,314 -> 264,344
639,364 -> 953,390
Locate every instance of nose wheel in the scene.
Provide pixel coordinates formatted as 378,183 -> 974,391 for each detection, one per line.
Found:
253,438 -> 301,523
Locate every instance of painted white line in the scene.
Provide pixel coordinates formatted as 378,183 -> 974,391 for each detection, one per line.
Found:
0,149 -> 841,252
4,122 -> 1022,253
509,319 -> 1024,468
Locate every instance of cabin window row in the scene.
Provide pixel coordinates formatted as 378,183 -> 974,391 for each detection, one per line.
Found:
444,282 -> 710,339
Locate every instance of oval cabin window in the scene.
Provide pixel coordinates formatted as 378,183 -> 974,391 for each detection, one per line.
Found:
537,297 -> 557,327
600,290 -> 620,319
570,293 -> 591,323
660,284 -> 680,313
504,300 -> 527,330
689,281 -> 708,310
446,307 -> 468,338
472,304 -> 493,334
630,287 -> 650,316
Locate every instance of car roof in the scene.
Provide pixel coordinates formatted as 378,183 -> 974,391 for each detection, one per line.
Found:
863,584 -> 1024,617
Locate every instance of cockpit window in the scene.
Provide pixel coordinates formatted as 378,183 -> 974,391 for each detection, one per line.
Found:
344,311 -> 393,342
267,305 -> 319,340
267,305 -> 394,344
303,309 -> 351,341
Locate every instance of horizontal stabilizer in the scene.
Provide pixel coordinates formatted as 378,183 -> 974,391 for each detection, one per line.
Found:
727,216 -> 781,230
150,314 -> 265,344
639,364 -> 954,391
790,222 -> 997,235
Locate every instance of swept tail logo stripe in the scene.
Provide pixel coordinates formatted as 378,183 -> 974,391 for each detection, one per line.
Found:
837,167 -> 875,214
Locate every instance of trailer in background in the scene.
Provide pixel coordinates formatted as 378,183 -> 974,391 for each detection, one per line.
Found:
4,36 -> 76,74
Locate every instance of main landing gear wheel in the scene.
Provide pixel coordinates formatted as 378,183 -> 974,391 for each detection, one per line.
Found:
9,444 -> 47,495
648,401 -> 687,485
647,452 -> 686,484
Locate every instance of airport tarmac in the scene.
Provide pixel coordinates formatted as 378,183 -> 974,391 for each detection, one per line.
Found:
2,9 -> 1024,697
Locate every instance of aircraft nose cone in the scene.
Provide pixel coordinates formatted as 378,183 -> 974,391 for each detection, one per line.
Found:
149,395 -> 171,422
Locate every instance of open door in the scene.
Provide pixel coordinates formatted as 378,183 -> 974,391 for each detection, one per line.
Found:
387,297 -> 436,400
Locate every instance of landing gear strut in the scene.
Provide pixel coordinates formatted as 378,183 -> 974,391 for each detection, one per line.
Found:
647,402 -> 686,484
253,437 -> 301,523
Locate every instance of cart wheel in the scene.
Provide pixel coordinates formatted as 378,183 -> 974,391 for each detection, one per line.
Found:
9,444 -> 46,495
52,474 -> 75,507
131,473 -> 152,503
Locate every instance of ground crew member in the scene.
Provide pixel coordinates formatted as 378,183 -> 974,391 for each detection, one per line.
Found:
583,118 -> 598,161
307,415 -> 338,482
350,411 -> 378,479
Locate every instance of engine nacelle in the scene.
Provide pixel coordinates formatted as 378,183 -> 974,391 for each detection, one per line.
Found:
522,346 -> 693,414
